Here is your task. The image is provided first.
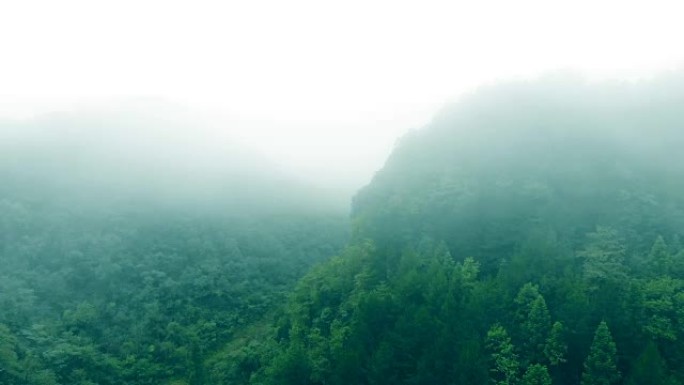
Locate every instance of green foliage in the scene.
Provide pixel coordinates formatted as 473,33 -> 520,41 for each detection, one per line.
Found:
637,277 -> 682,341
544,321 -> 567,366
515,283 -> 551,364
6,76 -> 684,385
581,321 -> 620,385
625,341 -> 667,385
0,324 -> 21,381
648,235 -> 673,276
522,364 -> 552,385
486,324 -> 520,385
0,202 -> 348,384
579,227 -> 627,286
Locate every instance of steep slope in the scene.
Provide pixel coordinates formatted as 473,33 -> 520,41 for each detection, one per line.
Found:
352,75 -> 684,271
252,75 -> 684,385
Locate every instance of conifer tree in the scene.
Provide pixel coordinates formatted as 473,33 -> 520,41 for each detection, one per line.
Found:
515,283 -> 551,363
625,341 -> 666,385
581,321 -> 620,385
521,364 -> 552,385
544,321 -> 567,366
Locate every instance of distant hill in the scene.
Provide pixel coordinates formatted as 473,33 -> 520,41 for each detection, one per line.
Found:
0,104 -> 347,215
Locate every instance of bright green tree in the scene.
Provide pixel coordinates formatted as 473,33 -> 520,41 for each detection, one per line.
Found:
640,277 -> 680,341
486,324 -> 520,385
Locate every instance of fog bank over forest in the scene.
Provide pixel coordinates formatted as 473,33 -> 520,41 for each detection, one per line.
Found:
0,102 -> 357,214
3,71 -> 684,216
0,97 -> 420,204
4,70 -> 684,385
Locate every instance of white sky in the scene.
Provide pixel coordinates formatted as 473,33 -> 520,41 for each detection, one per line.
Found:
1,0 -> 683,194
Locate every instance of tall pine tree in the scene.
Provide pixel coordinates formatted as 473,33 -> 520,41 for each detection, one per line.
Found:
515,283 -> 551,364
581,321 -> 620,385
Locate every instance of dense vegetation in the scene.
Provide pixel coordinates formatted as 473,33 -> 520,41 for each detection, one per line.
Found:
0,205 -> 347,385
3,75 -> 684,385
243,76 -> 684,385
0,112 -> 349,384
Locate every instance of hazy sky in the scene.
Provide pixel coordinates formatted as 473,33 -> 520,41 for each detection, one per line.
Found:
1,0 -> 683,193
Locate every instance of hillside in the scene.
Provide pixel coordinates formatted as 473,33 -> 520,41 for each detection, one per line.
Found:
0,109 -> 349,385
248,75 -> 684,385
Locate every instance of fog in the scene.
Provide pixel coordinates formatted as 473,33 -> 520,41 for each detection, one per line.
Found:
3,3 -> 684,381
2,0 -> 683,205
0,103 -> 356,215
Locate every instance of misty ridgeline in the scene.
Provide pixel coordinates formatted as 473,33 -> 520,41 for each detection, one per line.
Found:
2,73 -> 684,385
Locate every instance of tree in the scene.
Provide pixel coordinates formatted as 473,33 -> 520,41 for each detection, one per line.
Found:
521,364 -> 552,385
515,283 -> 551,364
266,342 -> 312,385
544,321 -> 567,366
459,256 -> 480,289
639,277 -> 680,341
579,227 -> 627,286
581,321 -> 620,385
0,324 -> 21,382
625,341 -> 667,385
486,324 -> 520,385
647,235 -> 672,276
579,228 -> 629,321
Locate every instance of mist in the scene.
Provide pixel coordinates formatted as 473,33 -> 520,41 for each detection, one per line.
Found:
3,1 -> 684,384
2,0 -> 683,207
0,101 -> 364,215
4,69 -> 684,385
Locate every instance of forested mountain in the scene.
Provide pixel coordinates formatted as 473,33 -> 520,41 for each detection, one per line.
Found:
0,110 -> 349,384
4,75 -> 684,385
245,75 -> 684,385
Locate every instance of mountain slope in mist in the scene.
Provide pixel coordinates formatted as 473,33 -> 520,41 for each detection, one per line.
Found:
0,103 -> 351,385
248,74 -> 684,385
352,74 -> 684,269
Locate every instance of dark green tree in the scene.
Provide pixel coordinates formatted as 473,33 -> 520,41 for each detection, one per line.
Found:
625,341 -> 667,385
581,321 -> 620,385
521,364 -> 552,385
543,321 -> 567,367
515,283 -> 551,364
